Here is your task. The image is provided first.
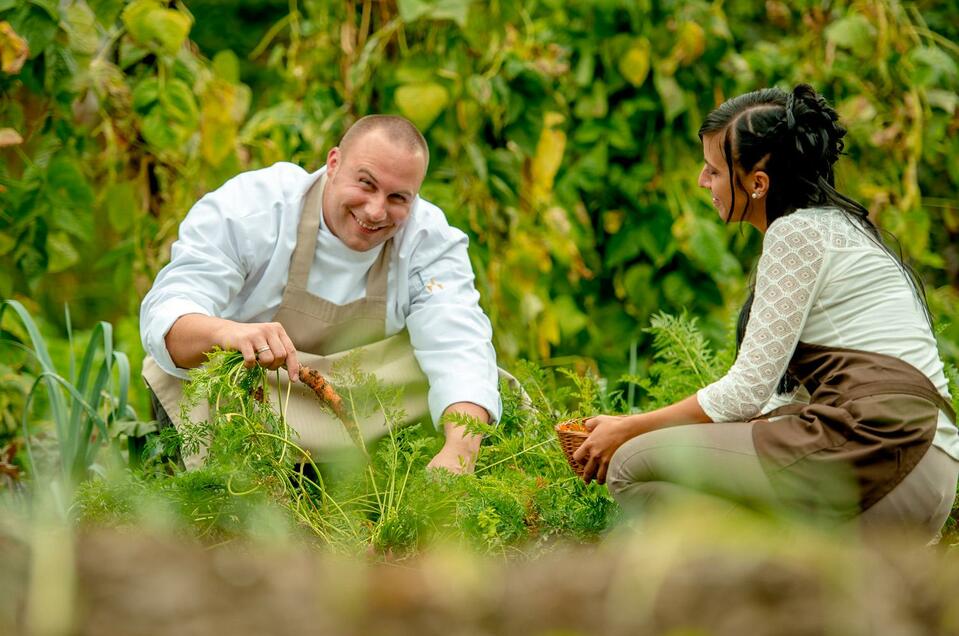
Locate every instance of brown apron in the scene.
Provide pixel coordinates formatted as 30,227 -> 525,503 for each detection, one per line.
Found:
752,341 -> 957,519
143,174 -> 431,468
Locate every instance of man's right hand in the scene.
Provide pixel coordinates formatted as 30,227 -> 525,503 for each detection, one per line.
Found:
165,314 -> 301,382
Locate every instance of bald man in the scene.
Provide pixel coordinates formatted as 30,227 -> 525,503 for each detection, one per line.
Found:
140,115 -> 500,473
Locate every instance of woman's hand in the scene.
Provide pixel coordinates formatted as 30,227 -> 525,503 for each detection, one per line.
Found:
572,415 -> 638,485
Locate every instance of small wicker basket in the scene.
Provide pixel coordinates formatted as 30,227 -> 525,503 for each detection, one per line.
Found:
555,419 -> 590,477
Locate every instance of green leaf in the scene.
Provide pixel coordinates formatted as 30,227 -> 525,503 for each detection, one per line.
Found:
122,0 -> 191,57
573,80 -> 608,119
140,106 -> 179,150
0,231 -> 15,255
118,37 -> 149,68
662,271 -> 695,308
46,231 -> 79,273
637,204 -> 675,266
149,8 -> 191,56
65,2 -> 99,56
88,0 -> 125,25
553,295 -> 588,338
685,215 -> 728,276
9,5 -> 59,58
46,155 -> 94,213
465,142 -> 488,182
103,181 -> 138,233
394,82 -> 449,130
824,14 -> 875,58
212,49 -> 240,83
623,264 -> 656,310
604,225 -> 643,268
396,0 -> 473,28
653,71 -> 686,123
132,77 -> 159,113
908,46 -> 958,88
161,78 -> 199,127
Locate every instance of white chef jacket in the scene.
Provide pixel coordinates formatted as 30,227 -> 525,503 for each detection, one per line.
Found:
139,162 -> 502,425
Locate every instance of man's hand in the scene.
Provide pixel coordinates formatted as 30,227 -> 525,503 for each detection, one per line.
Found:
427,402 -> 488,475
166,314 -> 300,382
572,415 -> 637,485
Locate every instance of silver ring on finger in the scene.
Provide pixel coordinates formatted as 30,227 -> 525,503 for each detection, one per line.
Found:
255,346 -> 271,354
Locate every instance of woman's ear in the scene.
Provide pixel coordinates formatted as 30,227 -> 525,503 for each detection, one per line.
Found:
749,170 -> 769,200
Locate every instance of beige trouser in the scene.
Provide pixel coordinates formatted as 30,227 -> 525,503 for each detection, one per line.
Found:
606,421 -> 959,542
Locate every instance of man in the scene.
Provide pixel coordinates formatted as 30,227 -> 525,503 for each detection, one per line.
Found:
140,115 -> 500,473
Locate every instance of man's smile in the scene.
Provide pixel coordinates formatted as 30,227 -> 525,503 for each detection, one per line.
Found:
351,211 -> 388,233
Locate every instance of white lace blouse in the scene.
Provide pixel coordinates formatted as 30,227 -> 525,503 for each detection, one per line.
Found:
696,207 -> 959,459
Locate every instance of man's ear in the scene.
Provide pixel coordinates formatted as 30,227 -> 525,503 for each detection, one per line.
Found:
750,170 -> 770,199
326,146 -> 341,177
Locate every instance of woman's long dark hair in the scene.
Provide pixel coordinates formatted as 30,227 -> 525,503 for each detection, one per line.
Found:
699,84 -> 931,394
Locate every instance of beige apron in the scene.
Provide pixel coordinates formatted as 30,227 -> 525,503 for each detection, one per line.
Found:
751,342 -> 956,519
143,174 -> 430,468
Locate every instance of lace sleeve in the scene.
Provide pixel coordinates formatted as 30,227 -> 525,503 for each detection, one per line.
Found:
697,214 -> 827,422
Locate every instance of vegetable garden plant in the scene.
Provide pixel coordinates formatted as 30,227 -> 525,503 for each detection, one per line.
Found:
9,309 -> 718,557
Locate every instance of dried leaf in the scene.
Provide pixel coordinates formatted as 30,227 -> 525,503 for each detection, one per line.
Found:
0,21 -> 28,74
0,128 -> 23,147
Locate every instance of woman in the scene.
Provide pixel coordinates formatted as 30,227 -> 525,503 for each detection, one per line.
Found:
573,84 -> 959,538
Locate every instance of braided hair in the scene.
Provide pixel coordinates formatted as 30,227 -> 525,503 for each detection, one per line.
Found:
699,84 -> 931,394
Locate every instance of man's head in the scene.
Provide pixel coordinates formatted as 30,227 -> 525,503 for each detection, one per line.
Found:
322,115 -> 429,252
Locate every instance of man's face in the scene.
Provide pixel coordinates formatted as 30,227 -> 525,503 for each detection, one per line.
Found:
321,130 -> 427,252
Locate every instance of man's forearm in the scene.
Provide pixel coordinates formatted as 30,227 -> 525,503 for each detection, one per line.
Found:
165,314 -> 232,369
425,401 -> 489,474
441,401 -> 488,451
165,314 -> 301,380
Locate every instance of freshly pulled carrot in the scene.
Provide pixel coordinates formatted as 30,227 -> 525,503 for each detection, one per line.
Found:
298,365 -> 364,452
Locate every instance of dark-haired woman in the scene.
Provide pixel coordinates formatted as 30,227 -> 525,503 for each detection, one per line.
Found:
573,85 -> 959,539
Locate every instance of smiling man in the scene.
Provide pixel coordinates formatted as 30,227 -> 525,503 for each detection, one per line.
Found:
139,115 -> 500,473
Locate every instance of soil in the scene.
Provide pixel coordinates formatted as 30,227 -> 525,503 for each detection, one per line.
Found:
2,522 -> 957,635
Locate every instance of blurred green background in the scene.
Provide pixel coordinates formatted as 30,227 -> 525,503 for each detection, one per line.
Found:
1,0 -> 958,427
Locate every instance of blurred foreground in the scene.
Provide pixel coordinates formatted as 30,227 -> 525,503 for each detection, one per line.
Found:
2,505 -> 956,636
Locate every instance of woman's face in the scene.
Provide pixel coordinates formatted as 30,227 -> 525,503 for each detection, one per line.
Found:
698,132 -> 740,222
697,132 -> 766,230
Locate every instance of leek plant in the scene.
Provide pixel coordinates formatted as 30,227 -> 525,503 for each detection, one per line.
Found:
0,300 -> 139,504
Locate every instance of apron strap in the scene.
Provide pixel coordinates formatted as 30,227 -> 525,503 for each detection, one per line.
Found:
288,174 -> 326,288
365,239 -> 391,300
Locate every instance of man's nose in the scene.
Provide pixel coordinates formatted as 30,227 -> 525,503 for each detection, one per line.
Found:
367,193 -> 388,221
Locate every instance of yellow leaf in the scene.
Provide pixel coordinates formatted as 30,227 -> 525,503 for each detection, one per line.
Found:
0,22 -> 28,75
531,111 -> 566,206
672,22 -> 705,67
0,128 -> 23,147
619,38 -> 651,86
394,82 -> 449,131
201,81 -> 240,166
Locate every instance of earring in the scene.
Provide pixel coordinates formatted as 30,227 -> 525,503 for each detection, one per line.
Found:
751,192 -> 759,199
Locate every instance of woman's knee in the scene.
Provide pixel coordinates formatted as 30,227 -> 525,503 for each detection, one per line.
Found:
607,440 -> 652,497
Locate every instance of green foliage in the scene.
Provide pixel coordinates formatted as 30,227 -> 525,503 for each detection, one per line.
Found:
71,338 -> 632,554
624,311 -> 733,409
2,0 -> 957,382
0,300 -> 140,495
